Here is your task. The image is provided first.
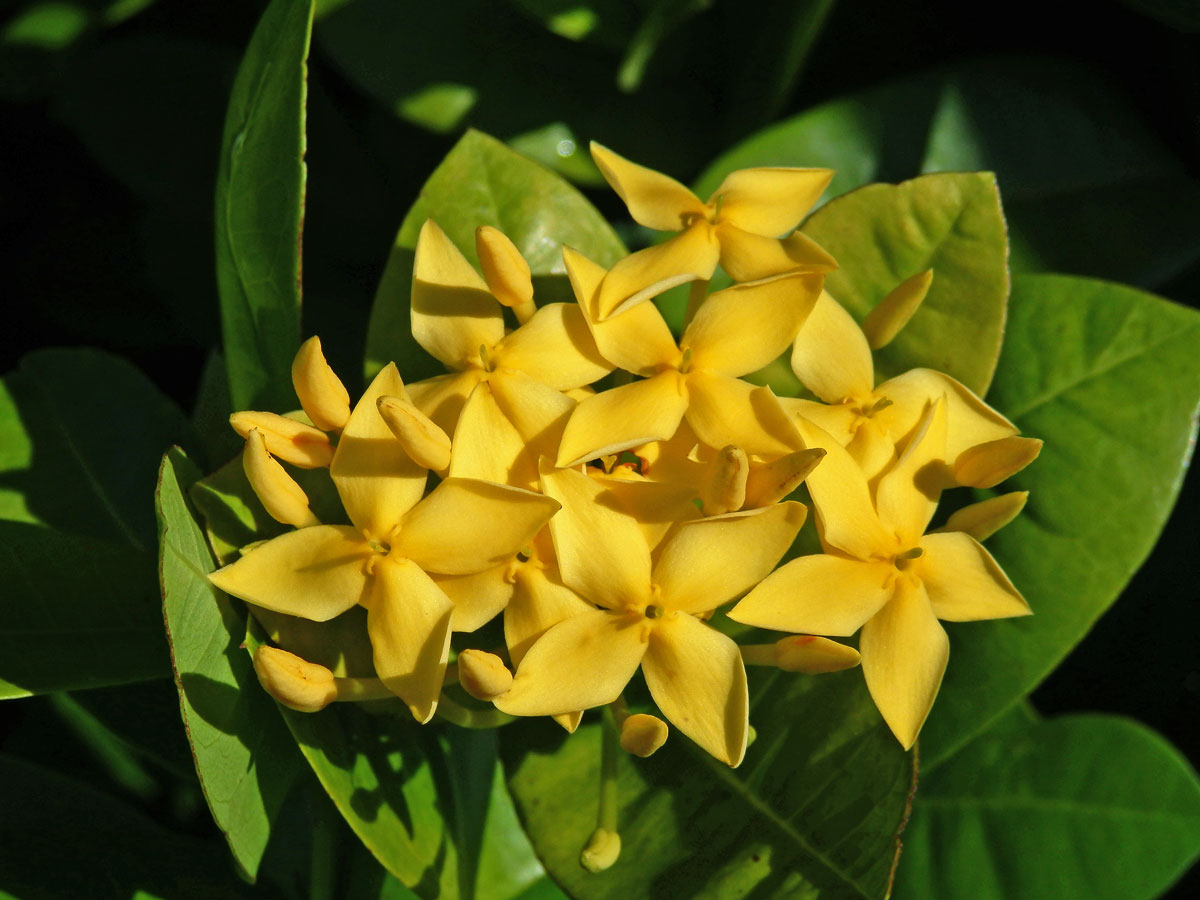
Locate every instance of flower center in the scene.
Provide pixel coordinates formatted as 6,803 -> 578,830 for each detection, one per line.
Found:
643,604 -> 664,619
894,546 -> 923,571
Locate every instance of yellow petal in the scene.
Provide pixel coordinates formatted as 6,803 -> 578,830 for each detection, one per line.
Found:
376,394 -> 452,472
229,410 -> 333,469
330,363 -> 428,539
716,224 -> 837,283
411,219 -> 505,369
939,491 -> 1028,541
874,399 -> 947,542
366,556 -> 453,723
507,561 -> 594,667
557,372 -> 688,467
475,225 -> 533,312
434,563 -> 516,632
291,336 -> 351,432
596,477 -> 702,548
862,270 -> 933,350
495,608 -> 649,716
860,578 -> 947,749
684,271 -> 822,377
642,613 -> 748,766
710,166 -> 834,236
684,372 -> 793,458
590,141 -> 704,231
845,419 -> 898,481
456,649 -> 514,700
395,478 -> 559,575
954,436 -> 1043,489
653,502 -> 807,614
209,525 -> 370,621
701,445 -> 748,516
405,370 -> 486,438
242,429 -> 320,528
594,226 -> 720,320
619,713 -> 669,757
447,381 -> 527,485
493,302 -> 612,389
873,368 -> 1017,460
918,532 -> 1031,621
769,635 -> 861,674
729,554 -> 894,636
779,397 -> 856,447
743,447 -> 826,509
790,291 -> 874,402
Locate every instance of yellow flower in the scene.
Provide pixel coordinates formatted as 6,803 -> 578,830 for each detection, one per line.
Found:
209,363 -> 559,723
729,403 -> 1031,748
496,465 -> 807,766
589,143 -> 837,318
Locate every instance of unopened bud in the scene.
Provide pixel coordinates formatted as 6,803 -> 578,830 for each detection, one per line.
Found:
230,410 -> 334,468
476,226 -> 535,323
954,436 -> 1043,488
863,269 -> 933,350
743,447 -> 825,508
253,646 -> 337,712
702,446 -> 748,515
292,336 -> 351,432
940,491 -> 1028,541
580,827 -> 621,873
242,429 -> 320,528
376,395 -> 452,471
772,635 -> 861,674
456,649 -> 513,701
619,713 -> 668,758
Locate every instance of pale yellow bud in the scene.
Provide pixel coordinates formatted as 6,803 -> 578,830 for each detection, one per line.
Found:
954,436 -> 1043,488
580,827 -> 621,873
376,394 -> 452,471
772,635 -> 861,674
242,429 -> 320,528
253,646 -> 337,713
229,410 -> 333,468
702,446 -> 748,515
456,649 -> 513,701
940,491 -> 1028,541
619,713 -> 669,758
476,225 -> 535,322
862,269 -> 933,350
743,448 -> 825,508
291,336 -> 351,432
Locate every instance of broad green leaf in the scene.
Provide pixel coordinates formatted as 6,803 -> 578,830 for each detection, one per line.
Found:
0,752 -> 258,900
0,348 -> 195,549
896,713 -> 1200,900
365,129 -> 625,381
215,0 -> 314,412
69,680 -> 197,779
0,521 -> 164,698
157,448 -> 305,879
800,172 -> 1009,395
504,670 -> 914,900
921,274 -> 1200,767
508,122 -> 605,187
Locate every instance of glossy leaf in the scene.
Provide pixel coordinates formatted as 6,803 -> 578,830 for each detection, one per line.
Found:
215,0 -> 314,412
157,448 -> 305,879
365,129 -> 625,380
896,713 -> 1200,900
504,669 -> 914,900
921,274 -> 1200,766
800,172 -> 1009,395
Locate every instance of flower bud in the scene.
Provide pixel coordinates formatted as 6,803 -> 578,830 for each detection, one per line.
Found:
702,446 -> 748,515
954,436 -> 1043,488
476,226 -> 535,322
456,649 -> 513,701
230,410 -> 334,468
580,827 -> 621,873
772,635 -> 861,674
376,394 -> 452,471
863,269 -> 933,350
940,491 -> 1028,541
291,336 -> 351,432
253,646 -> 337,713
743,447 -> 825,508
242,429 -> 320,528
619,713 -> 668,758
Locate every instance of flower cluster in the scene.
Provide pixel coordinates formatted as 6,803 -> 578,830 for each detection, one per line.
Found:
208,144 -> 1039,781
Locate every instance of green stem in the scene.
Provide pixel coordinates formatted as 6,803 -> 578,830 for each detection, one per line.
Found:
434,693 -> 516,729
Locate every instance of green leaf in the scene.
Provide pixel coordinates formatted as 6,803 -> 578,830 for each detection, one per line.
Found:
895,713 -> 1200,900
0,752 -> 258,900
157,448 -> 305,880
800,172 -> 1009,395
504,670 -> 914,900
215,0 -> 314,412
0,348 -> 196,549
365,129 -> 625,381
921,274 -> 1200,767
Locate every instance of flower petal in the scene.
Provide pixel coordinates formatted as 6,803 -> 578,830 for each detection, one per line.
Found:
411,219 -> 505,369
590,142 -> 705,231
710,166 -> 834,236
447,381 -> 527,485
406,370 -> 485,438
557,371 -> 688,467
395,477 -> 559,575
434,563 -> 516,633
330,363 -> 428,538
209,525 -> 370,621
918,532 -> 1031,621
716,224 -> 837,283
366,556 -> 454,723
653,502 -> 807,614
597,477 -> 702,549
729,554 -> 894,636
684,372 -> 791,458
493,302 -> 612,389
488,369 -> 576,458
790,291 -> 874,403
684,271 -> 822,377
506,562 -> 594,666
875,398 -> 947,542
594,226 -> 720,320
874,368 -> 1016,460
495,608 -> 649,716
938,491 -> 1028,542
862,269 -> 933,350
642,613 -> 748,766
860,578 -> 947,749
